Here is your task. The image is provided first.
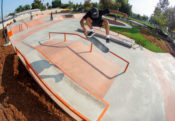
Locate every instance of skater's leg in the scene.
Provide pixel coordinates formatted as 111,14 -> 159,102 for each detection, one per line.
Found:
102,20 -> 110,43
86,17 -> 95,37
86,17 -> 93,30
102,19 -> 109,35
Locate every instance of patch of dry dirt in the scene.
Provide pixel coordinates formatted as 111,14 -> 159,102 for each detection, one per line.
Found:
140,27 -> 171,53
0,30 -> 74,121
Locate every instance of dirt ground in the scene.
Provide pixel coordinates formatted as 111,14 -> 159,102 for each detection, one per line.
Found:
0,30 -> 74,121
139,27 -> 173,53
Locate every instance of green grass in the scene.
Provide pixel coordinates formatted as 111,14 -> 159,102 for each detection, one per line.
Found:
128,17 -> 155,29
106,14 -> 155,29
113,13 -> 125,18
110,26 -> 165,52
69,11 -> 80,15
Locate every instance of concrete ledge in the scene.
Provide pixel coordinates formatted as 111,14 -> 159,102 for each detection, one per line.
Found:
77,28 -> 134,48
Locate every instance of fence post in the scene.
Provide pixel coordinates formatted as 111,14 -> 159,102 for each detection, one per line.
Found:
64,33 -> 66,42
90,43 -> 93,52
49,32 -> 51,40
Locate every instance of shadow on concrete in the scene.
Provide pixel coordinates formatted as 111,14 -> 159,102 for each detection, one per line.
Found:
40,73 -> 64,83
31,60 -> 64,83
31,60 -> 51,73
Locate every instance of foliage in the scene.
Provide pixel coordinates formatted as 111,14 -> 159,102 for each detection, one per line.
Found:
46,2 -> 49,9
165,7 -> 175,31
116,0 -> 132,15
157,0 -> 169,12
150,7 -> 167,28
15,4 -> 31,13
132,13 -> 148,21
15,5 -> 23,13
60,4 -> 69,9
100,0 -> 132,15
84,0 -> 92,11
73,3 -> 84,11
92,2 -> 100,9
67,1 -> 74,9
100,0 -> 120,10
128,17 -> 155,28
150,0 -> 169,28
52,0 -> 61,8
8,13 -> 15,16
110,26 -> 164,52
32,0 -> 46,10
23,5 -> 31,10
100,0 -> 113,9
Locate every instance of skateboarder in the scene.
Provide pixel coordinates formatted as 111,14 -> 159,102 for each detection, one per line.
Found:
80,8 -> 120,43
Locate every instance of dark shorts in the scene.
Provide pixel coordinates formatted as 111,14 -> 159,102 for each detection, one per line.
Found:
92,19 -> 104,27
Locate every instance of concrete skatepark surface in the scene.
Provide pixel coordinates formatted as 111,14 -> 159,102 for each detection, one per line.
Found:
4,13 -> 175,121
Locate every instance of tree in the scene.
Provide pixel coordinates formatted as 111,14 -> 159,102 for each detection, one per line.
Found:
23,4 -> 31,10
46,2 -> 49,9
52,0 -> 61,8
100,0 -> 114,9
142,15 -> 148,21
165,7 -> 175,31
150,7 -> 167,28
32,0 -> 46,10
8,13 -> 15,16
68,1 -> 74,9
158,0 -> 169,11
73,4 -> 79,11
15,5 -> 24,13
73,3 -> 84,11
133,13 -> 148,21
113,0 -> 121,10
116,0 -> 132,15
100,0 -> 131,15
15,4 -> 31,13
92,2 -> 100,9
84,0 -> 92,11
150,0 -> 169,28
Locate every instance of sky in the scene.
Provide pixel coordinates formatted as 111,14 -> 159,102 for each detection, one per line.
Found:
129,0 -> 175,16
1,0 -> 175,17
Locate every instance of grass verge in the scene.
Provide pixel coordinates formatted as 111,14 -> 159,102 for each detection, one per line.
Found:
128,17 -> 155,29
110,26 -> 165,53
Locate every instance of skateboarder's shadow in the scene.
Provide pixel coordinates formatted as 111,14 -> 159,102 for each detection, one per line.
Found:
40,73 -> 64,83
31,60 -> 64,83
31,60 -> 51,74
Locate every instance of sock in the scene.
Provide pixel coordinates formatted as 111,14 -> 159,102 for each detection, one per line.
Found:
106,35 -> 110,38
90,29 -> 94,32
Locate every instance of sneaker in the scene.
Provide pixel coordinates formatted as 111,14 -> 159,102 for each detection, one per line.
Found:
87,31 -> 95,37
106,38 -> 110,43
3,41 -> 11,47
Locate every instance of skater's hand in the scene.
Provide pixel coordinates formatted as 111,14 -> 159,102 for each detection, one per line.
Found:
84,29 -> 88,37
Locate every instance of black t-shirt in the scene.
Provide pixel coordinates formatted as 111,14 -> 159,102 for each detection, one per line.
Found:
83,9 -> 109,21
